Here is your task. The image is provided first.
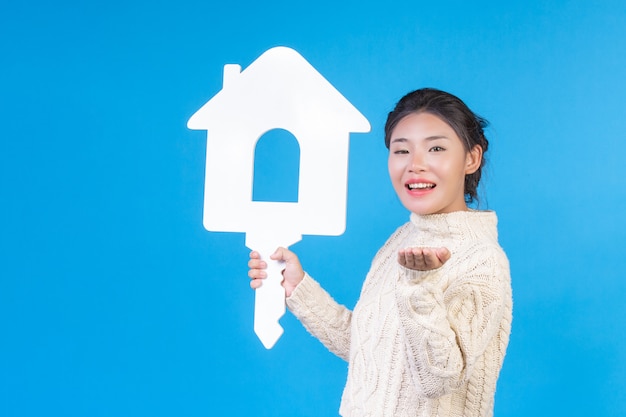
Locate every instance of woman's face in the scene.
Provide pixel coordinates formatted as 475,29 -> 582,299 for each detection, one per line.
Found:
387,112 -> 481,215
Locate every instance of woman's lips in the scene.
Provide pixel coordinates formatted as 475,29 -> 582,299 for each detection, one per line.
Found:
405,181 -> 436,194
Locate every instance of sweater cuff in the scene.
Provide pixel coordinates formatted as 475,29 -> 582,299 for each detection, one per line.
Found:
400,265 -> 439,284
285,272 -> 320,313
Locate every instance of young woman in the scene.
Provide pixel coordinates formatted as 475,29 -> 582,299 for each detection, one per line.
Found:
248,88 -> 512,417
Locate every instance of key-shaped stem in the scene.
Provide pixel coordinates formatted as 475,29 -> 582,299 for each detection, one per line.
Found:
253,251 -> 285,349
246,229 -> 301,349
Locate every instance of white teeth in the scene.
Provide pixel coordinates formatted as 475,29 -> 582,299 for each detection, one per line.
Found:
408,183 -> 435,189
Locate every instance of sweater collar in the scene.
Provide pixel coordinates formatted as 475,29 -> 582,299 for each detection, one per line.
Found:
409,210 -> 499,244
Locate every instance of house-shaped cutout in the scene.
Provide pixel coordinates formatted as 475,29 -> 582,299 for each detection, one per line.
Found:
188,46 -> 370,242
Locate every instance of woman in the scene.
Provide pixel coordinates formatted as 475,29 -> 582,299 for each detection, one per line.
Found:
248,88 -> 512,417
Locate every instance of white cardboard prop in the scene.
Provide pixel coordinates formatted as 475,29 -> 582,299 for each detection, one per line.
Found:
188,46 -> 370,349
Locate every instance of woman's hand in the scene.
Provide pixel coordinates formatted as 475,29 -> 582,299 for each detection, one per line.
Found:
248,247 -> 305,297
398,247 -> 451,271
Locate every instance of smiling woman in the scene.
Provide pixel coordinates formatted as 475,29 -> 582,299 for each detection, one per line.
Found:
248,88 -> 512,417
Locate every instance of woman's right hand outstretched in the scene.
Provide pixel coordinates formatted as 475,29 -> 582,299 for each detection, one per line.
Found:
248,247 -> 305,297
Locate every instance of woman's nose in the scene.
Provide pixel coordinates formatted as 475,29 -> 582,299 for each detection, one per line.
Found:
409,152 -> 426,172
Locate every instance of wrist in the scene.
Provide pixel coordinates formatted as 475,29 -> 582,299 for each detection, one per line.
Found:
284,271 -> 305,298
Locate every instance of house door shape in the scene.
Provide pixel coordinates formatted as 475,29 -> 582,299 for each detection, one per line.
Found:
252,128 -> 300,203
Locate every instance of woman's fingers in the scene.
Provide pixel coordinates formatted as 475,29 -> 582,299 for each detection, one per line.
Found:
399,247 -> 451,271
248,250 -> 268,288
435,247 -> 451,264
250,278 -> 263,289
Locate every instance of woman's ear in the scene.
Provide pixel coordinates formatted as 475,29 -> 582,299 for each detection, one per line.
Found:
465,145 -> 483,175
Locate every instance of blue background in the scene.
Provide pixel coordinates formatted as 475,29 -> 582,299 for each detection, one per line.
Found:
1,1 -> 625,416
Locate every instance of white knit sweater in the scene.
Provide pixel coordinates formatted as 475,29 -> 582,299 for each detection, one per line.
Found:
286,210 -> 512,417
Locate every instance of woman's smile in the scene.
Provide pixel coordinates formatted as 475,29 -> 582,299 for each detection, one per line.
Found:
388,112 -> 481,215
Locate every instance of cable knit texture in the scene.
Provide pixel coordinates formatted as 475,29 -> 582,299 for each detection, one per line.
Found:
286,210 -> 512,417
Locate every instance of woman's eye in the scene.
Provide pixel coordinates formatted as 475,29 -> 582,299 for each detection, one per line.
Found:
393,149 -> 409,154
430,146 -> 445,152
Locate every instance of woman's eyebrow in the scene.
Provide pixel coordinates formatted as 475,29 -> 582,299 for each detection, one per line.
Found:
390,135 -> 449,144
389,137 -> 408,144
424,135 -> 449,141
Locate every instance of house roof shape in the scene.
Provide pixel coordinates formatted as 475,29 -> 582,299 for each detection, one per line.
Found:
187,46 -> 370,135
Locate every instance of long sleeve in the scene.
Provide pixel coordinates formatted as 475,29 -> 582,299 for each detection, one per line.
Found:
395,243 -> 510,400
286,273 -> 352,361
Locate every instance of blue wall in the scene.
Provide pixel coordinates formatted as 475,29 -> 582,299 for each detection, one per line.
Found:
1,1 -> 625,416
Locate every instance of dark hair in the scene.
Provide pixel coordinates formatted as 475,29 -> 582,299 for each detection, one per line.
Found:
384,88 -> 489,204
